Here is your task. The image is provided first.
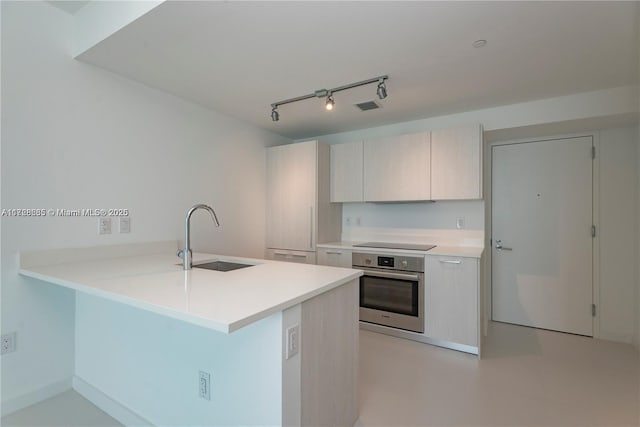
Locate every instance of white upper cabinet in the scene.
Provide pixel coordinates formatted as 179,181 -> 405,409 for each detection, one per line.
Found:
363,132 -> 431,202
267,141 -> 317,251
328,125 -> 482,203
430,125 -> 483,200
330,141 -> 363,202
267,140 -> 342,254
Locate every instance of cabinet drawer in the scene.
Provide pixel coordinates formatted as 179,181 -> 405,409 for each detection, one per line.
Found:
317,248 -> 352,268
266,249 -> 317,265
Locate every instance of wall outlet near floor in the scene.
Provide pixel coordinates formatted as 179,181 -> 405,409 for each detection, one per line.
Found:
286,324 -> 299,359
199,371 -> 211,401
345,217 -> 352,226
99,217 -> 112,235
1,332 -> 16,355
119,217 -> 131,233
456,217 -> 465,229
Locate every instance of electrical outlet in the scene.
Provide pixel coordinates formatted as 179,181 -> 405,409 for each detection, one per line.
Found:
119,217 -> 131,233
456,217 -> 465,230
199,371 -> 211,401
286,324 -> 299,359
1,332 -> 16,355
99,217 -> 112,235
345,217 -> 352,226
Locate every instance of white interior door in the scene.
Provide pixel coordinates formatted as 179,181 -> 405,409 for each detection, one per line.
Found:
491,136 -> 593,336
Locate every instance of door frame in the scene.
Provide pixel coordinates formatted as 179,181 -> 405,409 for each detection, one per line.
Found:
483,131 -> 601,338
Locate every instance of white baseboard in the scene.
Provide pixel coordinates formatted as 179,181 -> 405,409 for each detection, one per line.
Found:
72,376 -> 152,426
1,378 -> 72,417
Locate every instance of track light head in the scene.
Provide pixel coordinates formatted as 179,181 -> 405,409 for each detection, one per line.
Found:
377,79 -> 387,99
271,107 -> 279,122
325,94 -> 335,111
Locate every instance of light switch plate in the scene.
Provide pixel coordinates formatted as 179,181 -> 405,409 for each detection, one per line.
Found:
119,217 -> 131,233
199,371 -> 211,401
99,217 -> 112,235
286,324 -> 299,359
1,332 -> 16,355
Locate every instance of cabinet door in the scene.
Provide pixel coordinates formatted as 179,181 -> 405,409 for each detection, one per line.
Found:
431,125 -> 482,200
317,248 -> 352,268
426,256 -> 478,347
266,249 -> 317,265
363,132 -> 430,201
267,141 -> 317,251
330,142 -> 363,202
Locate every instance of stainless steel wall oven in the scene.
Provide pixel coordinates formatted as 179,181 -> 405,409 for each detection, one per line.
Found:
353,252 -> 425,333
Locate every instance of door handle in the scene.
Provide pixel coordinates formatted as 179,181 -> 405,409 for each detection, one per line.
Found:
309,206 -> 313,249
495,240 -> 513,251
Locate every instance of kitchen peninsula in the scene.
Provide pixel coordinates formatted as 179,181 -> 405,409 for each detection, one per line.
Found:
19,241 -> 361,426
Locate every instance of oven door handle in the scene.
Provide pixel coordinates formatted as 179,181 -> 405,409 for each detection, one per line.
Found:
359,269 -> 420,282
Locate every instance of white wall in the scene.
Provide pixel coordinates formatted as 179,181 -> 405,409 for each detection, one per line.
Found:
598,128 -> 638,343
75,294 -> 283,426
340,201 -> 484,246
342,201 -> 483,231
1,1 -> 288,414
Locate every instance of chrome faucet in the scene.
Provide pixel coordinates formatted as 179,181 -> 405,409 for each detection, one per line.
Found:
177,204 -> 220,270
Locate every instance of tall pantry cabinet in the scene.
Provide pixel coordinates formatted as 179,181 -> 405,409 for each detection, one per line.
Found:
266,140 -> 342,264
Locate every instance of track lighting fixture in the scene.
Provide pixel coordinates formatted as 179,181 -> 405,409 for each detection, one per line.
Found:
325,93 -> 335,111
377,78 -> 387,100
269,75 -> 388,122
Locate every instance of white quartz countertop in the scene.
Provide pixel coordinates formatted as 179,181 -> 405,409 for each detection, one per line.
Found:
317,242 -> 484,258
19,252 -> 361,333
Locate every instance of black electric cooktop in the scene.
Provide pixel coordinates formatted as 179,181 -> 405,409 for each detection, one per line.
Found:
353,242 -> 436,251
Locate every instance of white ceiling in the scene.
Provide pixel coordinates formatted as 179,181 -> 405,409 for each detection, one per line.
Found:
77,1 -> 639,140
47,0 -> 90,15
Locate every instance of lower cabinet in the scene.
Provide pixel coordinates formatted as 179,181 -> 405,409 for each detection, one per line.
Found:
265,249 -> 317,265
425,255 -> 478,347
317,248 -> 352,268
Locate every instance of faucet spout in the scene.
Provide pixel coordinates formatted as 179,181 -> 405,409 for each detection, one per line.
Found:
179,204 -> 220,270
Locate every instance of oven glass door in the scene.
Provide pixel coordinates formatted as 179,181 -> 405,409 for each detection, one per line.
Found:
360,272 -> 419,317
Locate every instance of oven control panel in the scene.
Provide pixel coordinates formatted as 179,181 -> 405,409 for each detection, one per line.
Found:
352,252 -> 424,273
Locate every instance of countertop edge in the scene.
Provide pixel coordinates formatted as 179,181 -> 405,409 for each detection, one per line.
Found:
226,270 -> 363,332
317,242 -> 484,258
20,265 -> 363,334
19,268 -> 232,333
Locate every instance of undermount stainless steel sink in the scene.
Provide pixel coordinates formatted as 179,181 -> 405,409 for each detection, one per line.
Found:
192,261 -> 255,272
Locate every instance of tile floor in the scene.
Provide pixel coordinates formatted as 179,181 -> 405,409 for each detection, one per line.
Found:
3,322 -> 639,426
1,390 -> 121,427
357,322 -> 640,426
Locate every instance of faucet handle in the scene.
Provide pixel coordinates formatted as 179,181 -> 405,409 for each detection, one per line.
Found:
177,249 -> 184,259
